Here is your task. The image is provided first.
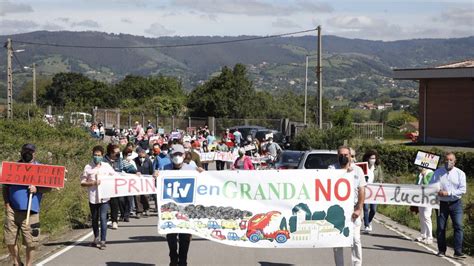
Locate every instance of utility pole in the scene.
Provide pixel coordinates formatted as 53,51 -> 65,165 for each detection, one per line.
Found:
304,55 -> 309,125
316,26 -> 323,129
6,38 -> 13,119
32,63 -> 36,106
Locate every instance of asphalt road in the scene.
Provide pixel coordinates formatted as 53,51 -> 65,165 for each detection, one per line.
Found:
34,212 -> 467,266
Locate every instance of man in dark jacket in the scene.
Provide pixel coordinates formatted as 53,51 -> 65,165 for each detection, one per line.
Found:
133,147 -> 153,218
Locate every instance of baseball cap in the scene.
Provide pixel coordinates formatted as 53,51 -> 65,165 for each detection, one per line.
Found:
170,144 -> 185,155
21,143 -> 36,152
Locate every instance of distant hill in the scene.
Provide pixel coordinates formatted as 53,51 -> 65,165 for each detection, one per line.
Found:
1,31 -> 473,103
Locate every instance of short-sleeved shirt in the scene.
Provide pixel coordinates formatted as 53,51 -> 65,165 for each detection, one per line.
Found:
81,162 -> 116,204
329,163 -> 367,205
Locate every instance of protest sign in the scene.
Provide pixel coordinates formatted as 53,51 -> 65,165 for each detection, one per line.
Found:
214,151 -> 238,162
414,151 -> 440,170
157,169 -> 354,248
97,172 -> 156,199
355,162 -> 368,176
1,162 -> 65,188
199,152 -> 216,162
364,183 -> 440,208
158,128 -> 165,134
243,144 -> 257,152
170,131 -> 182,140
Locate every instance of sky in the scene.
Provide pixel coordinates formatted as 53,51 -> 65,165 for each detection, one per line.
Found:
0,0 -> 473,41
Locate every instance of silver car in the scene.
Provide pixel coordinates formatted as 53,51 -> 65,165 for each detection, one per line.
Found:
297,150 -> 338,169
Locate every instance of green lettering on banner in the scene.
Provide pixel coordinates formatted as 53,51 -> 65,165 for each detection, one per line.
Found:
223,181 -> 237,198
268,183 -> 280,200
297,184 -> 310,200
253,184 -> 267,200
284,183 -> 295,199
240,183 -> 252,199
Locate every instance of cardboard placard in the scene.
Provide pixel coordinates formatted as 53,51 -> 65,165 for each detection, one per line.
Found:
414,151 -> 440,170
1,162 -> 65,188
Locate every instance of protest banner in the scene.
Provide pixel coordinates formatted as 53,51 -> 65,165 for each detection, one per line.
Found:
199,152 -> 216,162
364,183 -> 440,209
414,151 -> 440,170
157,169 -> 354,248
213,151 -> 238,162
158,128 -> 165,134
1,162 -> 66,188
170,131 -> 181,140
243,144 -> 257,152
97,172 -> 156,199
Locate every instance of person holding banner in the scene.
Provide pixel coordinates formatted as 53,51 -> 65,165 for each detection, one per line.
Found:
81,145 -> 116,250
2,144 -> 52,266
430,152 -> 467,258
362,150 -> 384,234
159,144 -> 198,266
415,167 -> 434,244
133,147 -> 153,218
215,139 -> 229,171
329,146 -> 366,266
232,148 -> 255,170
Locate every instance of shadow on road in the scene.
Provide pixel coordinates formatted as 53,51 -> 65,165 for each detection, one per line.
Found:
43,235 -> 209,247
365,233 -> 409,241
259,262 -> 294,266
106,262 -> 154,266
364,244 -> 433,255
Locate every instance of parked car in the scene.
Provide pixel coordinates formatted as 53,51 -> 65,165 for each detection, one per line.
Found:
254,129 -> 284,143
297,150 -> 338,169
229,125 -> 266,139
275,150 -> 305,169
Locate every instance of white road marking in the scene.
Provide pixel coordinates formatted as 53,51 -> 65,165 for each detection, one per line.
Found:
374,218 -> 462,266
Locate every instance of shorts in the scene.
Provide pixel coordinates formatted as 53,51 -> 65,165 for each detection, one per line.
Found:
3,207 -> 40,248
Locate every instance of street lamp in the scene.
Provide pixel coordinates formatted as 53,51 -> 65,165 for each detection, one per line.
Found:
23,63 -> 36,106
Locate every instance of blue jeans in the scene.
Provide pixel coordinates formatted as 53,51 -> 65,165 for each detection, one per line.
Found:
363,204 -> 377,227
436,200 -> 464,254
89,202 -> 109,242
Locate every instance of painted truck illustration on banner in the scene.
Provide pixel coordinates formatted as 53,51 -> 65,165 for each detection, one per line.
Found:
246,211 -> 290,244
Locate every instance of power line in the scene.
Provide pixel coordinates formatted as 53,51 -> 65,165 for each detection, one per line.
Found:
13,28 -> 316,49
13,52 -> 26,71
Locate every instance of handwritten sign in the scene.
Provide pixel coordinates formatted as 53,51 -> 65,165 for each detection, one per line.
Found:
158,128 -> 165,134
215,151 -> 238,162
170,131 -> 182,140
364,183 -> 440,208
414,151 -> 440,170
243,144 -> 257,151
0,162 -> 65,188
199,152 -> 216,162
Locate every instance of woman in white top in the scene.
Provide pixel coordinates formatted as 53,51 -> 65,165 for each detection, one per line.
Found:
415,167 -> 434,244
362,150 -> 384,234
81,145 -> 116,249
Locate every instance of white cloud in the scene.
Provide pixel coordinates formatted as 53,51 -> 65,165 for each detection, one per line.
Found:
144,22 -> 175,36
70,20 -> 100,28
121,18 -> 133,24
171,0 -> 333,16
200,14 -> 218,21
272,18 -> 300,29
0,19 -> 38,34
437,7 -> 474,26
0,1 -> 33,16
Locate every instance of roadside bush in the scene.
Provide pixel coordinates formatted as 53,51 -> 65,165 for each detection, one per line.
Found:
0,119 -> 100,252
293,126 -> 354,150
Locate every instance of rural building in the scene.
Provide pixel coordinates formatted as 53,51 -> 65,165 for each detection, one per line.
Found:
393,60 -> 474,144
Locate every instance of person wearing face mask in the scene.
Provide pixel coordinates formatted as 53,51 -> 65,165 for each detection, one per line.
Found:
80,145 -> 115,250
430,152 -> 467,258
215,139 -> 229,171
329,146 -> 366,266
150,143 -> 161,160
157,144 -> 202,266
232,148 -> 255,170
201,140 -> 209,171
414,167 -> 434,245
133,147 -> 153,218
120,147 -> 138,221
3,144 -> 53,266
362,150 -> 384,234
153,144 -> 173,171
183,141 -> 202,168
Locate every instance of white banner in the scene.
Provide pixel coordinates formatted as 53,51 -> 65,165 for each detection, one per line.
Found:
364,183 -> 440,209
199,151 -> 238,162
97,173 -> 156,198
157,169 -> 355,248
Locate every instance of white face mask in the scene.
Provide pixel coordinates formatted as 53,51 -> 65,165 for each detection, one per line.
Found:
184,148 -> 190,152
369,159 -> 376,165
172,155 -> 184,165
162,151 -> 168,156
140,157 -> 145,163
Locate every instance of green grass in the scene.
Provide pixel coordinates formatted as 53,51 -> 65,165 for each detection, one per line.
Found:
0,119 -> 100,255
378,175 -> 474,255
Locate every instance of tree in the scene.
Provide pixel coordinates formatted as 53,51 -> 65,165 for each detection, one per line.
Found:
18,77 -> 52,104
187,64 -> 256,118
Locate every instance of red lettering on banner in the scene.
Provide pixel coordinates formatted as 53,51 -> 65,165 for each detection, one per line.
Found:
315,179 -> 331,201
0,162 -> 65,188
115,178 -> 127,194
145,178 -> 156,193
374,186 -> 387,202
334,178 -> 350,201
365,186 -> 373,200
129,179 -> 139,193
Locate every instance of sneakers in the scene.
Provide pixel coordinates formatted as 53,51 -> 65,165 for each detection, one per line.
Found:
90,237 -> 100,247
112,222 -> 118,230
136,213 -> 142,219
415,236 -> 425,242
367,223 -> 373,232
453,252 -> 466,259
437,252 -> 445,257
423,238 -> 433,245
144,210 -> 149,216
99,241 -> 106,250
123,217 -> 130,222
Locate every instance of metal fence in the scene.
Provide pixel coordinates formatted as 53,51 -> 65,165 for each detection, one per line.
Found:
352,122 -> 384,139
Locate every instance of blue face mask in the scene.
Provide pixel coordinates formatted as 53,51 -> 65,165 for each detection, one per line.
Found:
93,155 -> 103,164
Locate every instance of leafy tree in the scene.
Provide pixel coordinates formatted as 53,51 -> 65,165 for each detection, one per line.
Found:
18,77 -> 52,104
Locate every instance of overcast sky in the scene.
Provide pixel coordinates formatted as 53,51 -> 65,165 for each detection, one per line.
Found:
0,0 -> 473,41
